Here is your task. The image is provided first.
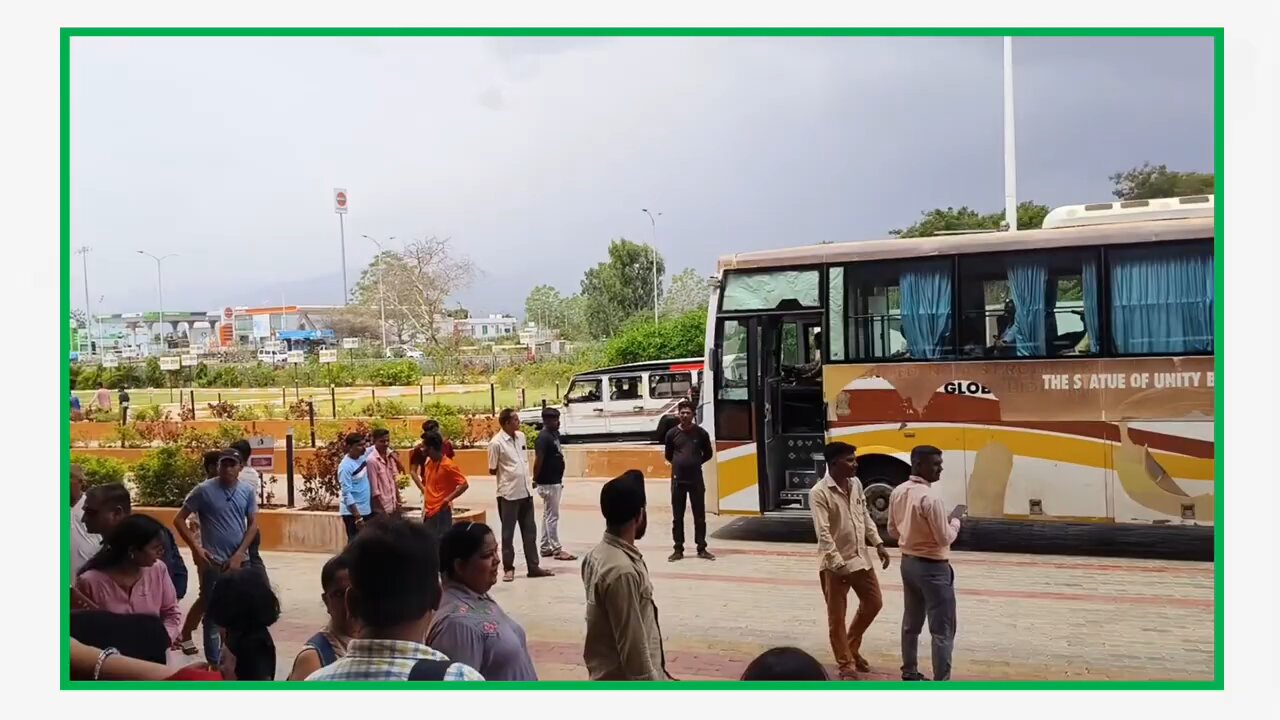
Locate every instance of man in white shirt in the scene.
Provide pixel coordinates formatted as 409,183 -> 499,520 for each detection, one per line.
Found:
69,465 -> 100,585
488,408 -> 553,583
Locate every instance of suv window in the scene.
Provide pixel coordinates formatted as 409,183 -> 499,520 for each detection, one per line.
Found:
608,374 -> 643,401
565,378 -> 602,404
649,372 -> 692,399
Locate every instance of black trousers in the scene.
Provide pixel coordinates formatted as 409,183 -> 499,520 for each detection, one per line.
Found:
672,479 -> 707,552
497,496 -> 540,573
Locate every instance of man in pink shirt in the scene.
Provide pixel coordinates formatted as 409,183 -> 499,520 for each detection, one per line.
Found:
887,445 -> 964,681
366,428 -> 403,517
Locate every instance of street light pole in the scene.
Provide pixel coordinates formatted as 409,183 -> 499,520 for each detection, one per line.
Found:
641,209 -> 662,323
1003,36 -> 1019,232
136,251 -> 177,350
362,235 -> 393,351
75,246 -> 92,352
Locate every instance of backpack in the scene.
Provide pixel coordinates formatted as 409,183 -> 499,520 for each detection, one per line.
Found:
305,632 -> 337,668
407,659 -> 452,681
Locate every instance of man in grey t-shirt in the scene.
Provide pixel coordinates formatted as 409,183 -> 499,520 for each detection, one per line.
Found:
173,450 -> 260,665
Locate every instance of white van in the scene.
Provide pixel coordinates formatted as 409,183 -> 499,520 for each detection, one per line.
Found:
257,348 -> 289,364
522,358 -> 704,443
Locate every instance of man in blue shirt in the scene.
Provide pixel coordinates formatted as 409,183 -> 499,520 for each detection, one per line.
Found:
339,434 -> 372,542
173,450 -> 260,665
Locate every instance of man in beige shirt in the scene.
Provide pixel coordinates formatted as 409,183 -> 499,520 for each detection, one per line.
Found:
887,445 -> 963,681
581,470 -> 671,681
810,442 -> 891,680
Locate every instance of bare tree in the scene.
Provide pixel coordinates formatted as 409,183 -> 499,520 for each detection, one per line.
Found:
351,236 -> 475,347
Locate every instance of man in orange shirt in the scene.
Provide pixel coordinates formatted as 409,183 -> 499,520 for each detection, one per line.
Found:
887,445 -> 964,681
421,431 -> 468,541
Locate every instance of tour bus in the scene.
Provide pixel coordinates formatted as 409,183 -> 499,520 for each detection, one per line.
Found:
698,197 -> 1214,538
523,358 -> 704,443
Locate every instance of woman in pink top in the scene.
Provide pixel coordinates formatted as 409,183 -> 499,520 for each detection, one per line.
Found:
75,514 -> 182,644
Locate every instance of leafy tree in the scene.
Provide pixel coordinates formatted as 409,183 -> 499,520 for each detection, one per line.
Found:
1110,163 -> 1214,201
580,238 -> 666,338
524,284 -> 564,327
891,201 -> 1049,237
600,309 -> 707,366
663,268 -> 709,317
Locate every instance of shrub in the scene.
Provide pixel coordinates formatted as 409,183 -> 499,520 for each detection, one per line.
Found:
601,308 -> 707,366
178,405 -> 195,421
206,401 -> 237,420
215,422 -> 247,447
369,359 -> 421,386
132,404 -> 170,423
286,399 -> 312,420
177,427 -> 220,452
352,399 -> 410,418
142,357 -> 166,389
231,404 -> 262,421
108,425 -> 147,448
70,454 -> 129,489
136,421 -> 183,445
132,445 -> 205,507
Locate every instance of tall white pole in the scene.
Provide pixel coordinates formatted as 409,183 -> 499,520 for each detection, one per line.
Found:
76,246 -> 92,352
1003,36 -> 1018,232
137,251 -> 176,350
642,209 -> 661,323
363,235 -> 390,350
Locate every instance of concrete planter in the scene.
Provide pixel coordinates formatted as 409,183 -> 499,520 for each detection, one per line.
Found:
135,506 -> 487,555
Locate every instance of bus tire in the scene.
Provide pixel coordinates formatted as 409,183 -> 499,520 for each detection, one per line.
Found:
857,454 -> 910,546
654,416 -> 678,444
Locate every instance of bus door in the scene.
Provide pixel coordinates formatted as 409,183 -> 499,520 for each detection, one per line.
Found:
757,313 -> 827,513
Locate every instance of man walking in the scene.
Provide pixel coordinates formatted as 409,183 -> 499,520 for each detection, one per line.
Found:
488,409 -> 552,582
338,434 -> 373,542
810,442 -> 891,680
230,439 -> 267,575
888,445 -> 963,681
94,383 -> 112,413
172,450 -> 260,665
663,399 -> 714,562
533,407 -> 575,562
581,470 -> 671,681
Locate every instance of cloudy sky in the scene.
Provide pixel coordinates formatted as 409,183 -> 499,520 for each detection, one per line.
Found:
70,35 -> 1214,318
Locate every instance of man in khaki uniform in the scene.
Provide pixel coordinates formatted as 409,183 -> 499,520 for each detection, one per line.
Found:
809,441 -> 891,680
580,470 -> 671,681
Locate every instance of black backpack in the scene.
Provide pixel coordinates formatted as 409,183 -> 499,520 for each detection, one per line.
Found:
407,659 -> 452,681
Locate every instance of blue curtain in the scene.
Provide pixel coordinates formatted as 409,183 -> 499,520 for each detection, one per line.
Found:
1006,261 -> 1048,356
900,263 -> 952,358
1082,259 -> 1100,351
1111,247 -> 1214,354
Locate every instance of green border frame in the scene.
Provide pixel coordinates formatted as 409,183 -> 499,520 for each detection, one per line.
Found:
60,26 -> 1223,691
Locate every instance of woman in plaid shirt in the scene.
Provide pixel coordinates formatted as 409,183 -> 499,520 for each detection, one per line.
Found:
306,517 -> 483,682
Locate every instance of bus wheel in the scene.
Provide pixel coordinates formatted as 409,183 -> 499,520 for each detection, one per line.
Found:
863,482 -> 893,528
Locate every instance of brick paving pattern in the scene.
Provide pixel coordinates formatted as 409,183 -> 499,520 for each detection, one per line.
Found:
171,476 -> 1214,682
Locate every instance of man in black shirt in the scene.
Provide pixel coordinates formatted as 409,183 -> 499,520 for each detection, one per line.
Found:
664,399 -> 715,562
533,407 -> 576,561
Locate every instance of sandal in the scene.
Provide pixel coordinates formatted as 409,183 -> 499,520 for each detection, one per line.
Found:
553,550 -> 577,561
502,570 -> 515,583
176,639 -> 199,656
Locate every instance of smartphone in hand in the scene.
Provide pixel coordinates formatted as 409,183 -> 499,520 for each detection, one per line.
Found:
948,504 -> 968,522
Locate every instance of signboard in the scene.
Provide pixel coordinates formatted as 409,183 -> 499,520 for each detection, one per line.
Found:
222,307 -> 235,322
262,340 -> 281,353
252,315 -> 272,339
102,354 -> 119,368
159,356 -> 181,371
287,350 -> 305,364
181,353 -> 199,367
342,337 -> 360,349
334,188 -> 349,214
319,349 -> 338,364
247,435 -> 275,472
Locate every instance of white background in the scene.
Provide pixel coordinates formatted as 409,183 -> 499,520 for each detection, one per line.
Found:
1,0 -> 1274,716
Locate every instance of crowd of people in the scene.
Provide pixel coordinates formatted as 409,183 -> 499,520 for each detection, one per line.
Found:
68,401 -> 962,683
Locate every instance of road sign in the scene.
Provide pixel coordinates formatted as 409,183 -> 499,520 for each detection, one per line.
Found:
342,337 -> 359,349
287,350 -> 305,364
319,349 -> 338,363
334,188 -> 348,215
102,355 -> 119,368
181,353 -> 198,367
159,356 -> 180,371
247,435 -> 274,472
222,306 -> 234,322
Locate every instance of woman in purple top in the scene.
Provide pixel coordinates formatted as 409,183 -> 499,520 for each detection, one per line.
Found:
427,523 -> 538,681
74,514 -> 182,644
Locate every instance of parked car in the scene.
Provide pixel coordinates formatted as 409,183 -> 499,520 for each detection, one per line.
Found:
257,348 -> 289,364
520,357 -> 704,443
385,345 -> 425,359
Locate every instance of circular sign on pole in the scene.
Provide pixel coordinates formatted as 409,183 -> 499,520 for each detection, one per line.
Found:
334,188 -> 349,215
222,307 -> 234,322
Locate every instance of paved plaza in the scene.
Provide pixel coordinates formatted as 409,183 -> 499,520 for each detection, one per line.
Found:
170,475 -> 1215,682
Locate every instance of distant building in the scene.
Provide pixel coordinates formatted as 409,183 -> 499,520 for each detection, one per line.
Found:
458,314 -> 518,341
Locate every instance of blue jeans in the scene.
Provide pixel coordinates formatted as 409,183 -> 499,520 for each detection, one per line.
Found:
198,564 -> 224,665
